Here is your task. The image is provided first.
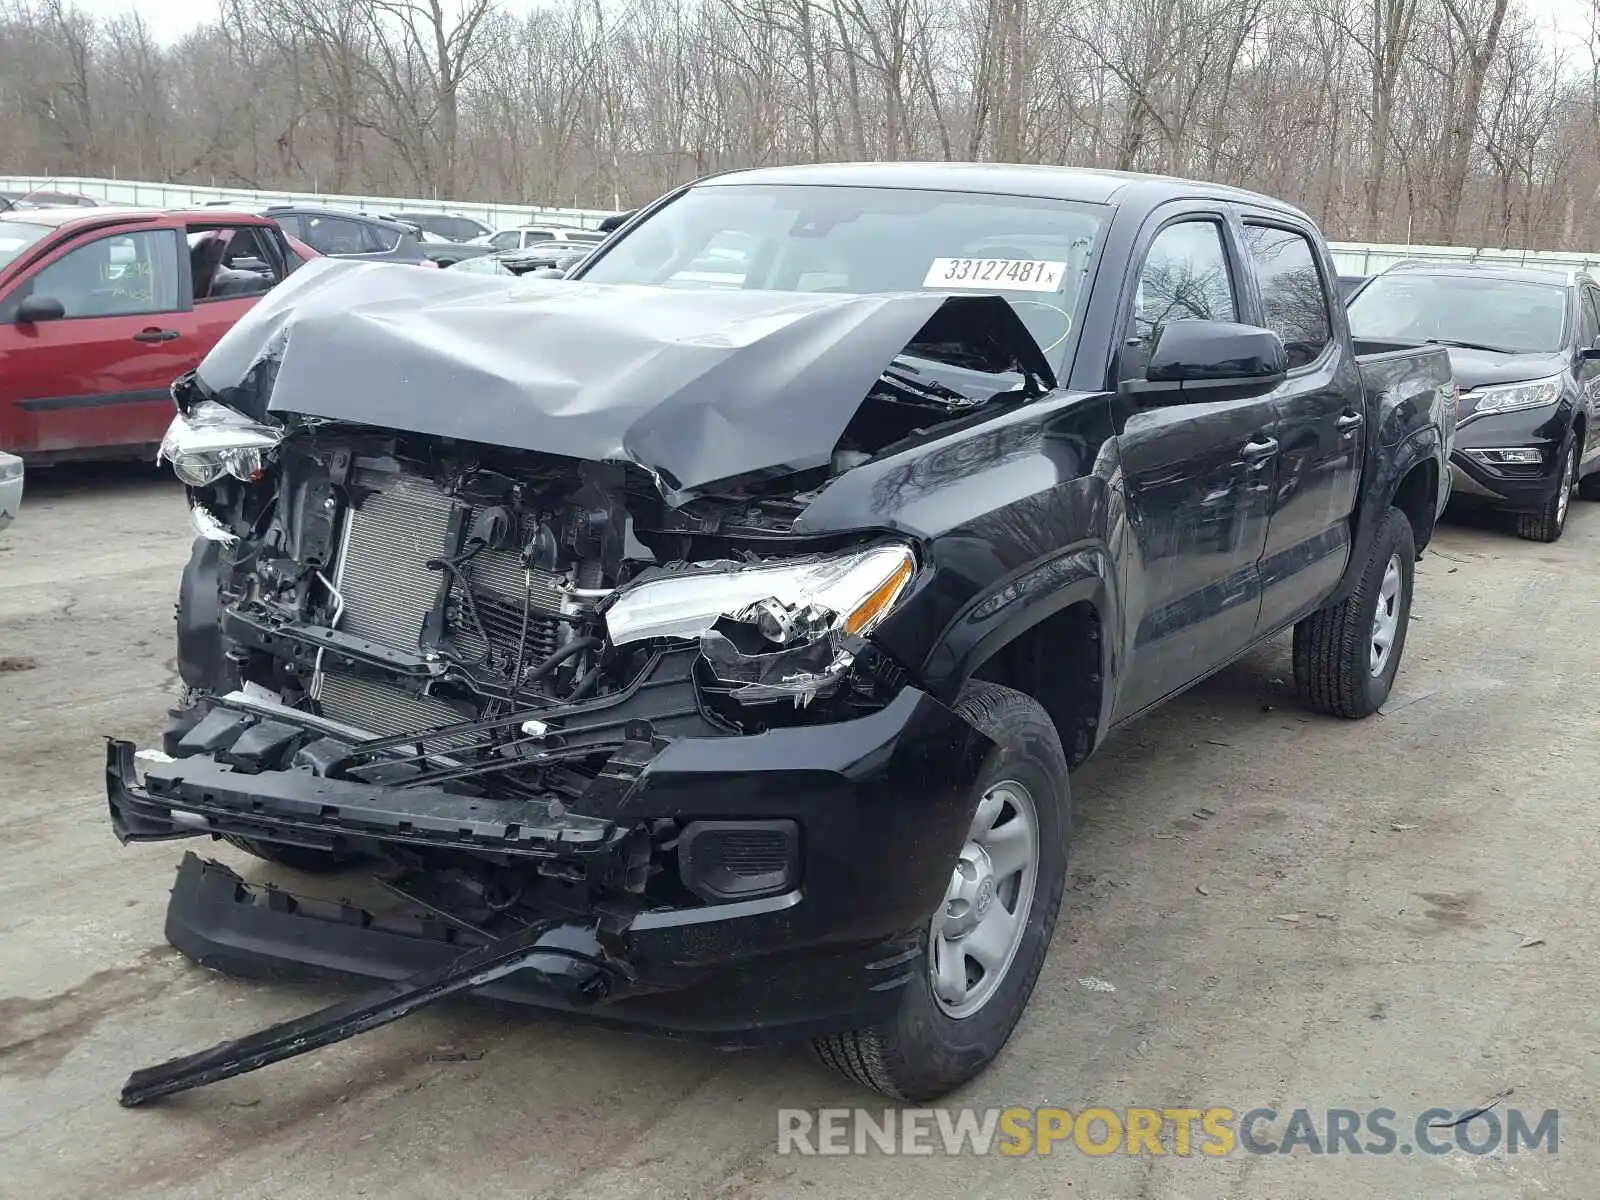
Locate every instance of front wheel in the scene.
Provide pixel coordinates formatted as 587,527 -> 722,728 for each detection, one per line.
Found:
1516,441 -> 1576,542
1293,506 -> 1416,719
811,681 -> 1070,1101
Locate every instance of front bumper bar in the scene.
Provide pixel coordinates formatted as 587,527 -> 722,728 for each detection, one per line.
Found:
108,685 -> 993,1101
108,738 -> 621,861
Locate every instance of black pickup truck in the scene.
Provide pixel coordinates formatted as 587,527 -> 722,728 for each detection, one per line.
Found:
109,164 -> 1453,1107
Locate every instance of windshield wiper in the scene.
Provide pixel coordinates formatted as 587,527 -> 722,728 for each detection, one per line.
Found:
1425,337 -> 1518,355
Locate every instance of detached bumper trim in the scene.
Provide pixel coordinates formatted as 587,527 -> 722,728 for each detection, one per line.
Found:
106,738 -> 620,860
125,851 -> 624,1107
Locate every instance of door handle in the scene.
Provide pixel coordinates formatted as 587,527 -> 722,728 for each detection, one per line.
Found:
133,328 -> 180,343
1336,411 -> 1364,432
1240,436 -> 1278,462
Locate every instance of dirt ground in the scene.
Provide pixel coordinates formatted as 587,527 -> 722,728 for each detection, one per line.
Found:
1,463 -> 1596,1199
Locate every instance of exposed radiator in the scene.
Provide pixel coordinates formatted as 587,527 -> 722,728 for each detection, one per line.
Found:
313,474 -> 567,737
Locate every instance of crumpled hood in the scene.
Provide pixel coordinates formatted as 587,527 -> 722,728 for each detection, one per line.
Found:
196,259 -> 1054,498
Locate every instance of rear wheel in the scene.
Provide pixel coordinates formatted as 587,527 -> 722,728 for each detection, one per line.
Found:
1294,506 -> 1415,719
811,681 -> 1070,1101
1516,441 -> 1575,543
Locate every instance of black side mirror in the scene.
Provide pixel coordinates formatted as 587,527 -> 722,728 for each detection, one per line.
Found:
15,294 -> 66,324
1581,336 -> 1600,361
1129,320 -> 1287,401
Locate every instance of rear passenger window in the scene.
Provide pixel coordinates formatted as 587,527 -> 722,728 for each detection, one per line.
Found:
361,222 -> 400,254
1244,225 -> 1331,369
298,215 -> 366,256
1123,219 -> 1237,380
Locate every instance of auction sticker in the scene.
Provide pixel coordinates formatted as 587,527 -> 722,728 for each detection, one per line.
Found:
923,258 -> 1067,292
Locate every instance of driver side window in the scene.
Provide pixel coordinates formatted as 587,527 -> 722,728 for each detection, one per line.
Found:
1122,220 -> 1237,381
3,229 -> 182,321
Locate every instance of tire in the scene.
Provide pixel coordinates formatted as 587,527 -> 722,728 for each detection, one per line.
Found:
220,834 -> 364,874
1579,468 -> 1600,501
1293,506 -> 1415,719
1515,440 -> 1576,543
811,681 -> 1071,1101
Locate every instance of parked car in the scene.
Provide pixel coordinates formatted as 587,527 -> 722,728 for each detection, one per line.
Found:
262,205 -> 432,266
387,211 -> 493,243
471,224 -> 607,251
1337,273 -> 1368,299
111,163 -> 1453,1108
444,252 -> 516,276
495,240 -> 594,274
0,451 -> 21,531
0,206 -> 300,461
418,240 -> 495,268
1347,260 -> 1600,542
1,188 -> 99,212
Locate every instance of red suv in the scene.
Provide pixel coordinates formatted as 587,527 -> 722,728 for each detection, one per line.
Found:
0,207 -> 309,462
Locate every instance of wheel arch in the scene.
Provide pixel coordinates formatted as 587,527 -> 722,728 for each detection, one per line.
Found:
922,549 -> 1115,769
1391,456 -> 1439,555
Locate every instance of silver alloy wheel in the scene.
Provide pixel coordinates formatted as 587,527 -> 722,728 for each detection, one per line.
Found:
929,779 -> 1039,1019
1370,553 -> 1403,677
1557,446 -> 1575,527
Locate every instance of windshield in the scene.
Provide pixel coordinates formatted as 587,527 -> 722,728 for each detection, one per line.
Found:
0,220 -> 51,270
1348,273 -> 1568,354
577,184 -> 1107,367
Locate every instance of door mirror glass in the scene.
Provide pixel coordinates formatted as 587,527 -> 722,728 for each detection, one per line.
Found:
15,293 -> 65,323
1139,319 -> 1287,397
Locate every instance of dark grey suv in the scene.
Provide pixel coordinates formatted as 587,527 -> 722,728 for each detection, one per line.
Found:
262,205 -> 430,266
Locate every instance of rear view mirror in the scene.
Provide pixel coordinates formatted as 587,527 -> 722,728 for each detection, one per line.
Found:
1582,336 -> 1600,361
1131,320 -> 1287,401
15,294 -> 66,324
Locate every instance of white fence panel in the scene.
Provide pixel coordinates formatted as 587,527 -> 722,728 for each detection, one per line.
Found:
0,175 -> 617,230
1328,241 -> 1600,276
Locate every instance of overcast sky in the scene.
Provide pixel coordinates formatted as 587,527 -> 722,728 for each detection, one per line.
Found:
68,0 -> 1599,54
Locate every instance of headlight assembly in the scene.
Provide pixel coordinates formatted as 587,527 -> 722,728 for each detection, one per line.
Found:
158,401 -> 284,487
604,544 -> 917,706
1467,375 -> 1564,417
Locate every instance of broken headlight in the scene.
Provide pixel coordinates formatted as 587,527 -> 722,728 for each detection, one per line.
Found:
158,401 -> 284,487
604,544 -> 916,705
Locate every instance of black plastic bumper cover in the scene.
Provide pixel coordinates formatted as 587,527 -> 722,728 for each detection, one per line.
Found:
109,685 -> 992,1047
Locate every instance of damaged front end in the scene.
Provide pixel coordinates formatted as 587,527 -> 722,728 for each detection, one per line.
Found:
109,272 -> 1042,1099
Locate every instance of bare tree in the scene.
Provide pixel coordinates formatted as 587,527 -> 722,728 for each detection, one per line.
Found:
3,0 -> 1600,250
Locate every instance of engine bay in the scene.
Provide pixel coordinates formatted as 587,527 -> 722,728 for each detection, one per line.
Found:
180,428 -> 918,825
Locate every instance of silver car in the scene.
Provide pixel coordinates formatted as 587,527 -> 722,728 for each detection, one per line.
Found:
0,452 -> 22,531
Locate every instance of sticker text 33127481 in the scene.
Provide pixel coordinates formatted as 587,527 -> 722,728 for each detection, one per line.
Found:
923,258 -> 1067,293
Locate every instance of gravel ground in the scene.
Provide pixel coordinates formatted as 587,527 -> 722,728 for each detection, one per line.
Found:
1,464 -> 1596,1199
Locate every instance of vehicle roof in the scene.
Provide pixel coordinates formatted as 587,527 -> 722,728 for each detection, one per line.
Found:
695,161 -> 1311,218
2,206 -> 274,229
1378,259 -> 1586,287
264,202 -> 408,225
